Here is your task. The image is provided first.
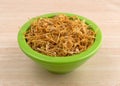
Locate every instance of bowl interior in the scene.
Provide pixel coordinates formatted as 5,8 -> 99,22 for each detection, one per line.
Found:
18,13 -> 102,63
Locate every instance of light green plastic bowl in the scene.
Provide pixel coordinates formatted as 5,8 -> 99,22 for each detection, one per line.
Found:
18,13 -> 102,74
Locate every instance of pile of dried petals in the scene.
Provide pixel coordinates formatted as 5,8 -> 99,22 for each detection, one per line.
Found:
25,14 -> 96,57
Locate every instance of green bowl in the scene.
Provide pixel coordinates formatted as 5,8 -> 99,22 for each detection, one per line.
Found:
18,13 -> 102,74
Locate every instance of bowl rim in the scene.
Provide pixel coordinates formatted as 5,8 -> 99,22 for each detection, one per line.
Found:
18,12 -> 102,63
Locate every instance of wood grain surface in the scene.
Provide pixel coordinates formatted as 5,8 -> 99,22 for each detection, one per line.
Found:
0,0 -> 120,86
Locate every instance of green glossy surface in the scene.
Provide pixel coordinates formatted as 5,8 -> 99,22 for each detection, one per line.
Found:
18,13 -> 102,74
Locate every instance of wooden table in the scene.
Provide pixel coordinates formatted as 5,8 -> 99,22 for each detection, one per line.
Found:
0,0 -> 120,86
